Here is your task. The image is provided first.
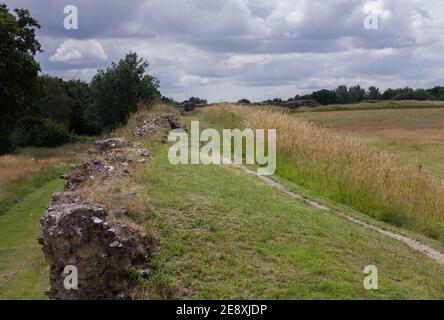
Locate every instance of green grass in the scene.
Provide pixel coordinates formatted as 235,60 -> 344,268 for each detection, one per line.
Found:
0,178 -> 64,300
293,107 -> 444,130
16,141 -> 93,159
0,167 -> 64,215
136,145 -> 444,299
376,141 -> 444,179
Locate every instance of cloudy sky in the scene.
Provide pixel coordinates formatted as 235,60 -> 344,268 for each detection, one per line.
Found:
6,0 -> 444,102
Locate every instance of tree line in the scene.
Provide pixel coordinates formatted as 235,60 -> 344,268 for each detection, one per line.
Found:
0,4 -> 159,154
254,85 -> 444,106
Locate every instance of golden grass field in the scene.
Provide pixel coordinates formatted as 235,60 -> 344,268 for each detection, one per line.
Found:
0,155 -> 63,194
294,108 -> 444,179
200,104 -> 444,241
0,143 -> 87,194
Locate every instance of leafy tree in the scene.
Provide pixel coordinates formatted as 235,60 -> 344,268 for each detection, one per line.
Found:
90,52 -> 159,130
12,116 -> 72,148
427,86 -> 444,100
161,96 -> 177,105
367,86 -> 381,100
0,3 -> 41,153
33,75 -> 73,128
348,85 -> 366,103
186,97 -> 208,104
312,89 -> 337,105
335,85 -> 351,104
412,89 -> 434,101
65,79 -> 96,135
382,88 -> 396,100
392,87 -> 415,100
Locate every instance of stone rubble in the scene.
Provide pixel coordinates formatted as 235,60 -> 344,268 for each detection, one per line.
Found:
39,113 -> 181,300
39,201 -> 152,300
135,113 -> 185,137
91,138 -> 128,152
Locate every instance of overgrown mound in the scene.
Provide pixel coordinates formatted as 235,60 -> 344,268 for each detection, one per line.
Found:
39,106 -> 181,300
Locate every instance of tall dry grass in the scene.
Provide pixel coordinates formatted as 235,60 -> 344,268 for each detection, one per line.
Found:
0,142 -> 88,194
201,104 -> 444,240
0,155 -> 64,194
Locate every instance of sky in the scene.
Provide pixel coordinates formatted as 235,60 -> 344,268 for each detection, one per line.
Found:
5,0 -> 444,102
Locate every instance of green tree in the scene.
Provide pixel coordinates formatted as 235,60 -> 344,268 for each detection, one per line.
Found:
34,75 -> 73,128
367,86 -> 381,100
382,88 -> 396,100
335,85 -> 351,104
12,117 -> 72,148
392,87 -> 414,100
312,89 -> 337,105
348,85 -> 366,103
90,52 -> 159,130
0,3 -> 41,153
65,79 -> 96,135
412,89 -> 434,101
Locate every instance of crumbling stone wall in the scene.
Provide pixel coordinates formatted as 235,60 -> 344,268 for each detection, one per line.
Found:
39,200 -> 151,300
39,113 -> 182,300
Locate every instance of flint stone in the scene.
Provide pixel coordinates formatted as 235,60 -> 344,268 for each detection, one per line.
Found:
92,138 -> 127,152
40,201 -> 151,300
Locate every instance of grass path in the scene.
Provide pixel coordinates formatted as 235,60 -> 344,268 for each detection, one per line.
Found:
0,178 -> 63,300
138,145 -> 444,299
245,168 -> 444,265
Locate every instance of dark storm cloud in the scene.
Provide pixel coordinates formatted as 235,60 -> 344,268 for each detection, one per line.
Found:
4,0 -> 444,101
6,0 -> 147,39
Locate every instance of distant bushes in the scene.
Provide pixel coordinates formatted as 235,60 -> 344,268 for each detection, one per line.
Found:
12,117 -> 72,148
184,97 -> 208,104
278,85 -> 444,106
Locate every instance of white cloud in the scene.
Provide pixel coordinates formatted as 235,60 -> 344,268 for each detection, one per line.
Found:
49,40 -> 108,64
178,71 -> 210,87
224,54 -> 273,68
7,0 -> 444,101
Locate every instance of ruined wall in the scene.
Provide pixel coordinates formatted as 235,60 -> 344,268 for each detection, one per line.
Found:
39,113 -> 182,300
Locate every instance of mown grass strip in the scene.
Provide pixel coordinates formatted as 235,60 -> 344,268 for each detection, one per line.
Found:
135,145 -> 444,299
0,178 -> 64,300
0,166 -> 64,216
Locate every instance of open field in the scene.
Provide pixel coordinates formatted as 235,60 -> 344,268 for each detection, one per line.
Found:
293,108 -> 444,179
0,143 -> 88,194
2,103 -> 444,300
200,105 -> 444,242
294,100 -> 444,113
0,143 -> 90,215
134,137 -> 444,299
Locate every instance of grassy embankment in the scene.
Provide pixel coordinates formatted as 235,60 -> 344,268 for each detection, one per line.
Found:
199,105 -> 444,242
132,117 -> 444,299
0,144 -> 88,299
3,103 -> 444,299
